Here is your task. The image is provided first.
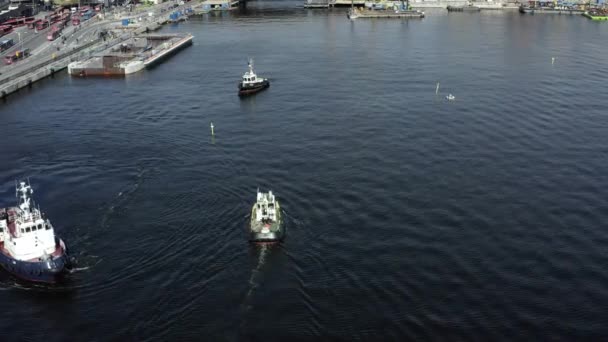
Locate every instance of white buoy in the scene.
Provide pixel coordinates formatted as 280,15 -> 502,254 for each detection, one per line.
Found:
435,82 -> 440,95
552,57 -> 555,65
210,122 -> 214,136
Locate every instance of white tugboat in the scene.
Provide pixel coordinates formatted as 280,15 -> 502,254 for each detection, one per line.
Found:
249,190 -> 284,242
238,59 -> 270,96
0,181 -> 70,283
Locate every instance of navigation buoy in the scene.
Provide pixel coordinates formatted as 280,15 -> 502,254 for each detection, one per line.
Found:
435,82 -> 440,95
552,57 -> 555,65
210,122 -> 214,136
446,94 -> 455,101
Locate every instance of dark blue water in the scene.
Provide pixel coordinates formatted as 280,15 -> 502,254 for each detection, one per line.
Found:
1,2 -> 608,340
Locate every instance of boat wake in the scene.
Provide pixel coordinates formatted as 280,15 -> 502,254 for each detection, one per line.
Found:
67,266 -> 92,273
65,252 -> 102,275
99,168 -> 148,230
244,244 -> 268,303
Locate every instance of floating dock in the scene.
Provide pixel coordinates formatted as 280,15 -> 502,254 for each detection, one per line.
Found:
348,8 -> 425,18
67,33 -> 193,77
583,10 -> 608,20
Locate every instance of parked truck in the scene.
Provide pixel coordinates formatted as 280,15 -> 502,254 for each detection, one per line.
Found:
4,49 -> 30,65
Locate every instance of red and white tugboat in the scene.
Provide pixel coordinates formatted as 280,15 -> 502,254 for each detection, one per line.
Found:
238,59 -> 270,97
0,181 -> 70,283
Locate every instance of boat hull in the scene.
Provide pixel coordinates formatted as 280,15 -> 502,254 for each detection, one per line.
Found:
238,80 -> 270,96
0,238 -> 69,283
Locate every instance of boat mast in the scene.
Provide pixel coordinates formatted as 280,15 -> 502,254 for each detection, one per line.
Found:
16,181 -> 34,220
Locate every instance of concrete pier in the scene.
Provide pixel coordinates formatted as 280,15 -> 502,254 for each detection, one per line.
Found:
67,33 -> 193,77
200,0 -> 241,11
0,40 -> 101,99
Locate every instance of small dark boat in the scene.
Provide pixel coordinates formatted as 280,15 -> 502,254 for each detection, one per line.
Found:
238,59 -> 269,96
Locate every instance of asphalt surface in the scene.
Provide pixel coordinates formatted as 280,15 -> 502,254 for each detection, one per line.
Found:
0,0 -> 187,80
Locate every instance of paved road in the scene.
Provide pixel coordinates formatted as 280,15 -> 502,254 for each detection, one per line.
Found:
0,0 -> 192,81
0,19 -> 114,77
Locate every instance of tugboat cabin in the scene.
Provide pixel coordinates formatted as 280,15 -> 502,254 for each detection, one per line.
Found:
0,183 -> 58,261
255,191 -> 277,224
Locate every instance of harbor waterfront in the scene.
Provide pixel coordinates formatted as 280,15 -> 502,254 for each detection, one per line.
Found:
2,1 -> 608,340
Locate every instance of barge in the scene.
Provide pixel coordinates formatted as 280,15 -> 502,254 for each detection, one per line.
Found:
348,8 -> 425,19
519,5 -> 584,14
447,5 -> 480,12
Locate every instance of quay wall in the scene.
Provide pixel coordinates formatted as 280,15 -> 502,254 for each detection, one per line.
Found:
0,18 -> 167,100
0,39 -> 103,99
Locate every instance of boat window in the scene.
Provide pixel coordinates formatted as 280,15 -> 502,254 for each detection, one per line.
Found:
38,224 -> 42,230
45,224 -> 51,230
26,227 -> 31,233
21,229 -> 24,233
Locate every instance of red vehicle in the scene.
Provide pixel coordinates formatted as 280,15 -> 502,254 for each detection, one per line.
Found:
3,17 -> 33,28
47,22 -> 64,41
28,19 -> 42,29
47,29 -> 60,41
0,25 -> 13,37
62,12 -> 71,24
36,20 -> 49,30
49,14 -> 61,24
52,8 -> 61,16
4,49 -> 30,65
72,16 -> 80,26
